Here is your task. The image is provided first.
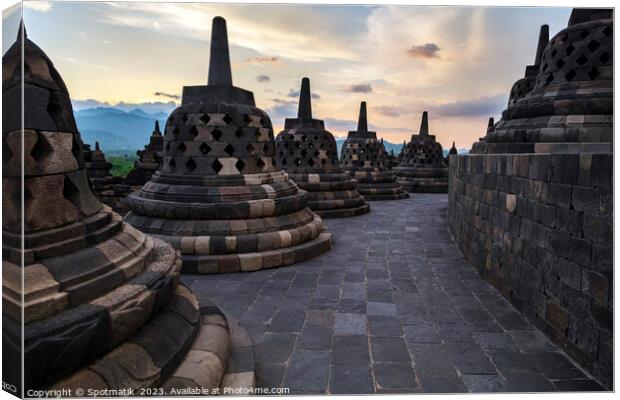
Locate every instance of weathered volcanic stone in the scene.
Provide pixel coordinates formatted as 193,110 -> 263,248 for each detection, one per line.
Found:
275,78 -> 369,218
85,141 -> 131,214
125,17 -> 331,274
448,9 -> 613,388
340,102 -> 408,201
125,121 -> 164,187
2,22 -> 249,395
394,112 -> 448,193
472,10 -> 612,154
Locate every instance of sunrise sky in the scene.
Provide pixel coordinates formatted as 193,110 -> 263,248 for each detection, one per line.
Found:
3,1 -> 572,148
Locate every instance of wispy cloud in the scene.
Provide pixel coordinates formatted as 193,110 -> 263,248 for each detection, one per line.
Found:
24,1 -> 52,13
407,43 -> 441,59
430,94 -> 506,117
373,106 -> 412,117
286,89 -> 320,99
63,57 -> 111,72
154,91 -> 181,100
245,56 -> 281,67
256,75 -> 271,82
342,83 -> 373,93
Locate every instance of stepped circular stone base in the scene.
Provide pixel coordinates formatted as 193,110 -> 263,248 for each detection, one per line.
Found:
347,170 -> 408,201
49,285 -> 252,394
287,172 -> 370,219
394,166 -> 448,194
176,232 -> 332,274
313,203 -> 370,218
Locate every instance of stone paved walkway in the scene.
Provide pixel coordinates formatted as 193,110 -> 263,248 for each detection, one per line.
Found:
181,194 -> 603,393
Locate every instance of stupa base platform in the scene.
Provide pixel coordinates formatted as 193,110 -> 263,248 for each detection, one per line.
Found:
287,173 -> 369,218
348,170 -> 408,201
313,203 -> 370,218
170,232 -> 332,274
399,179 -> 448,193
49,285 -> 256,395
395,167 -> 448,193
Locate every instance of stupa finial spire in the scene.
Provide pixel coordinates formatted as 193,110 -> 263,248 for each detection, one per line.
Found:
95,141 -> 101,151
17,18 -> 27,41
357,101 -> 368,132
207,16 -> 233,86
419,111 -> 429,136
534,24 -> 549,66
297,77 -> 312,119
153,120 -> 161,136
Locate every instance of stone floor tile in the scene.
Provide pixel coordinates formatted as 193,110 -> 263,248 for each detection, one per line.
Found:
329,364 -> 374,394
373,362 -> 418,390
332,335 -> 369,365
371,337 -> 410,362
255,333 -> 297,364
296,325 -> 332,350
368,315 -> 403,337
282,350 -> 330,393
334,312 -> 366,335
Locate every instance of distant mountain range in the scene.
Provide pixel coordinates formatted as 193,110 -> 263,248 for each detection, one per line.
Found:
75,106 -> 469,157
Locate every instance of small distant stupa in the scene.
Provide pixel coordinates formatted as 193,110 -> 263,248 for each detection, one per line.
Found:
394,111 -> 448,193
275,78 -> 369,217
340,102 -> 408,200
124,120 -> 164,186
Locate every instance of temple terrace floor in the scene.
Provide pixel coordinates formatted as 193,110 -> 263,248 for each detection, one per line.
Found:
180,194 -> 604,394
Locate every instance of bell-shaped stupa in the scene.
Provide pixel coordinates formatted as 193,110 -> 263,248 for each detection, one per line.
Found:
340,102 -> 408,200
124,120 -> 165,186
394,112 -> 448,192
2,23 -> 254,393
125,17 -> 332,274
473,9 -> 612,154
275,78 -> 369,218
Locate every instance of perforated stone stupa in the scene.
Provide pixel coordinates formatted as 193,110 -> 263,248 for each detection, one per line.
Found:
125,120 -> 164,187
394,111 -> 448,193
125,17 -> 331,274
2,24 -> 254,394
340,102 -> 408,200
275,78 -> 369,218
472,9 -> 612,154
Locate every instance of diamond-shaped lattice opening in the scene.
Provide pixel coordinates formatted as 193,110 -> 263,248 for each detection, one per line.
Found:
212,159 -> 223,173
294,141 -> 301,149
169,158 -> 176,170
200,114 -> 211,125
189,126 -> 198,138
235,128 -> 244,138
565,70 -> 577,82
235,159 -> 245,172
555,59 -> 565,69
576,54 -> 588,65
281,158 -> 287,166
212,129 -> 223,141
544,73 -> 555,86
200,143 -> 211,155
588,67 -> 600,80
223,114 -> 233,125
566,44 -> 575,56
263,143 -> 270,153
172,128 -> 180,139
182,114 -> 189,123
31,133 -> 53,163
301,149 -> 308,157
246,143 -> 255,154
550,49 -> 557,58
62,175 -> 81,208
587,39 -> 600,52
560,34 -> 568,43
301,135 -> 308,142
186,158 -> 197,172
580,29 -> 590,39
177,142 -> 187,153
321,159 -> 327,165
271,159 -> 277,166
225,144 -> 235,156
308,158 -> 315,166
314,150 -> 319,156
165,142 -> 171,152
599,52 -> 610,64
256,158 -> 265,169
602,26 -> 612,37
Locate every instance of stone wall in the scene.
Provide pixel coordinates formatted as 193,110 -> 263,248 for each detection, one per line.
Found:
447,153 -> 612,388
